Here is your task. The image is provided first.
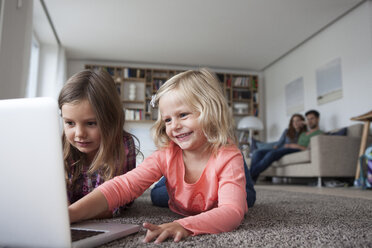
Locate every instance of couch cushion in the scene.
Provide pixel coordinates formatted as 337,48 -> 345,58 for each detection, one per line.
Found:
272,150 -> 310,167
347,124 -> 362,138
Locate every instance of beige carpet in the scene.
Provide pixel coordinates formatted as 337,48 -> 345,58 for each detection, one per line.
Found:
97,188 -> 372,247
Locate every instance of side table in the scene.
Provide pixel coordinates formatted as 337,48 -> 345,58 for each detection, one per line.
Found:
351,110 -> 372,186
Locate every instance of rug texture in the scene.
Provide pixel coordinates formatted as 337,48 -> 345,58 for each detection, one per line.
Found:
98,187 -> 372,247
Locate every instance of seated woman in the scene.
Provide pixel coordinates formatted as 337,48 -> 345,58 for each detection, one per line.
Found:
250,114 -> 307,155
250,113 -> 307,182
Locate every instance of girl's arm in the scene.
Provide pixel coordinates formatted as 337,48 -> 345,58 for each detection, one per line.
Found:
69,152 -> 162,224
68,189 -> 109,223
275,128 -> 288,148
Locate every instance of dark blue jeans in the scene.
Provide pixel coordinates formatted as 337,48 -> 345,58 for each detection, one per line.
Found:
250,147 -> 300,182
150,158 -> 256,208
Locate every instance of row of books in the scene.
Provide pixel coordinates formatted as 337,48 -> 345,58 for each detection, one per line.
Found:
88,66 -> 146,79
224,77 -> 259,88
125,109 -> 143,121
233,77 -> 251,87
233,91 -> 251,100
124,68 -> 145,78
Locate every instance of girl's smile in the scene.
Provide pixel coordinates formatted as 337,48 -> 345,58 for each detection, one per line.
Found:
175,132 -> 193,140
75,141 -> 93,148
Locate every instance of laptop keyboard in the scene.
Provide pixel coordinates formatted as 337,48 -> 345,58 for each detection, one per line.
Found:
71,228 -> 105,242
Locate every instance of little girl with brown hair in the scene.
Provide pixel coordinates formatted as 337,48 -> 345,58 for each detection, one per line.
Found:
58,69 -> 138,217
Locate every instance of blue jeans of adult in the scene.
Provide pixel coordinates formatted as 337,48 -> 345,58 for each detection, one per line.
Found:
250,147 -> 300,182
150,157 -> 256,208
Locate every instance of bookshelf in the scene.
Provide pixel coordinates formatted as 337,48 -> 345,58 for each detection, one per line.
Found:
85,65 -> 182,122
216,73 -> 259,119
84,65 -> 260,128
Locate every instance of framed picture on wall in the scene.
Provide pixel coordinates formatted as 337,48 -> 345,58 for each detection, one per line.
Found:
316,58 -> 343,105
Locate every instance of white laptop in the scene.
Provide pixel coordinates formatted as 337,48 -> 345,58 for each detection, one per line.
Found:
0,97 -> 140,248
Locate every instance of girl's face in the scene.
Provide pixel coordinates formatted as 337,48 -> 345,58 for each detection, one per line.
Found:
61,99 -> 101,161
159,93 -> 208,154
292,116 -> 304,131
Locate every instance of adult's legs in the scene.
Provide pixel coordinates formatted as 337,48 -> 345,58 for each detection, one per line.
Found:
250,148 -> 300,182
244,158 -> 256,208
250,148 -> 273,167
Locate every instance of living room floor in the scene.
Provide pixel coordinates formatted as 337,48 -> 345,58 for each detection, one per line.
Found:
256,184 -> 372,200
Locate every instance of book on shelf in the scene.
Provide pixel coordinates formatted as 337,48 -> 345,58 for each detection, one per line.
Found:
233,77 -> 250,87
153,79 -> 165,90
124,68 -> 145,78
226,78 -> 232,87
251,77 -> 258,90
253,92 -> 259,103
125,109 -> 143,121
233,91 -> 251,100
104,67 -> 115,76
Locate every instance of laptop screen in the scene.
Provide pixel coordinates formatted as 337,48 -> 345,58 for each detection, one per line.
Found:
0,97 -> 71,247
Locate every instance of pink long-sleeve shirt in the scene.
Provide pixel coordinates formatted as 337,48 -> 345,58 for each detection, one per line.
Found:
97,142 -> 248,235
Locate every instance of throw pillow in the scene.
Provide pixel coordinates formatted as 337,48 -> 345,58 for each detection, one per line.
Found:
326,127 -> 347,136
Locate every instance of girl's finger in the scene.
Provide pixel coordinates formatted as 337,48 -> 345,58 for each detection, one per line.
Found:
154,230 -> 170,244
143,228 -> 159,243
174,232 -> 183,242
143,222 -> 158,231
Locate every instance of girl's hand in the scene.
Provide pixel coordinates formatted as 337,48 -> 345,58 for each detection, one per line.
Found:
142,222 -> 191,243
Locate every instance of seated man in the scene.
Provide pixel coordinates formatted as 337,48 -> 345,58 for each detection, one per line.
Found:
250,110 -> 323,183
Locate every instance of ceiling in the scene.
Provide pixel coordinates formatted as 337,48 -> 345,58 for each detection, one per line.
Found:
33,0 -> 364,71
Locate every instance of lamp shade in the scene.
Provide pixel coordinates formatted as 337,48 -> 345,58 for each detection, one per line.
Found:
237,116 -> 263,131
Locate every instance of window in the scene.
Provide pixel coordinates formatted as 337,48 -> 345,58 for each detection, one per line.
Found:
25,34 -> 40,98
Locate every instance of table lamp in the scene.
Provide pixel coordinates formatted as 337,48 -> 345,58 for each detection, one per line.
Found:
237,116 -> 264,144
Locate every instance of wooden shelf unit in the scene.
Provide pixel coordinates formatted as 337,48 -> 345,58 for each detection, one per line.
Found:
216,73 -> 259,119
85,65 -> 259,125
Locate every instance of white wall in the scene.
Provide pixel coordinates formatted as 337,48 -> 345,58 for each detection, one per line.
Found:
0,0 -> 33,99
263,1 -> 372,142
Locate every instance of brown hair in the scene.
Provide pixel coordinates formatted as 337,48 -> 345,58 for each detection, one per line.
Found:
150,68 -> 236,154
58,69 -> 127,185
287,113 -> 307,140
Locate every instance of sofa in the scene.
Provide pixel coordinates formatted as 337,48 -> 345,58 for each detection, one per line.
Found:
253,124 -> 372,186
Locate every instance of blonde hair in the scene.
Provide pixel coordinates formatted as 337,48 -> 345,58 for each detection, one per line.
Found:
151,68 -> 236,154
58,69 -> 126,184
